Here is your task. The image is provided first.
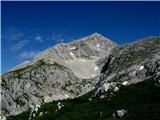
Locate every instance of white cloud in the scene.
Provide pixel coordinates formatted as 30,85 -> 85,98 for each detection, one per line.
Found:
2,27 -> 24,41
18,51 -> 39,59
35,36 -> 43,43
11,40 -> 29,50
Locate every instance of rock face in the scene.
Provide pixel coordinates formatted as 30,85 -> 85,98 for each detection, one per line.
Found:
1,33 -> 116,116
33,33 -> 116,79
95,36 -> 160,97
2,34 -> 160,118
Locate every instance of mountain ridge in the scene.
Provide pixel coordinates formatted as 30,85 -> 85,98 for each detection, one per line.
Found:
1,33 -> 116,116
8,33 -> 116,74
1,34 -> 160,120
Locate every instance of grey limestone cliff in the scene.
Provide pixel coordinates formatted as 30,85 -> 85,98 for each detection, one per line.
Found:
1,33 -> 116,116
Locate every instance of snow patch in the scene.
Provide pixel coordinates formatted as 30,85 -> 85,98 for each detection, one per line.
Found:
96,44 -> 100,51
80,59 -> 86,62
96,44 -> 100,48
69,52 -> 74,56
122,81 -> 128,86
70,46 -> 76,50
139,65 -> 144,70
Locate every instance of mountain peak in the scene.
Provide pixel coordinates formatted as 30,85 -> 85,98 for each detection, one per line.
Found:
85,32 -> 116,45
90,32 -> 101,36
72,33 -> 115,47
88,32 -> 108,39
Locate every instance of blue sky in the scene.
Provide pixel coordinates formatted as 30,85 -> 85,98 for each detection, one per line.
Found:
2,1 -> 160,73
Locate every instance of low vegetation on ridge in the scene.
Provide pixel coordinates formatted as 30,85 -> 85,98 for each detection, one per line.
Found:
7,75 -> 160,120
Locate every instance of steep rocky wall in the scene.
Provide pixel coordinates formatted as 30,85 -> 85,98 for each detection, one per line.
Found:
1,33 -> 116,116
95,36 -> 160,97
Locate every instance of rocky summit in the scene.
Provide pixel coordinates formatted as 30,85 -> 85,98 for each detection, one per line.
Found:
1,34 -> 160,120
1,33 -> 116,116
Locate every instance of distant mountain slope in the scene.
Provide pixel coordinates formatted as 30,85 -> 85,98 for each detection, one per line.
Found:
96,36 -> 160,89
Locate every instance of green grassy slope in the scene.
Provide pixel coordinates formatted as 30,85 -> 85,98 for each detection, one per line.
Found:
7,75 -> 160,120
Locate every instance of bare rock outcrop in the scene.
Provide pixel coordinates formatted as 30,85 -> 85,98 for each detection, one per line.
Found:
1,33 -> 116,116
